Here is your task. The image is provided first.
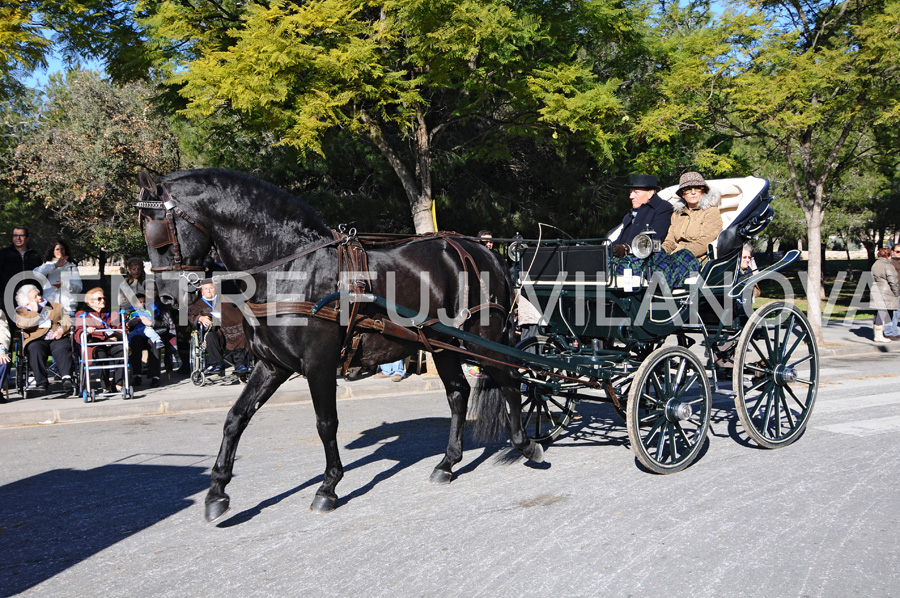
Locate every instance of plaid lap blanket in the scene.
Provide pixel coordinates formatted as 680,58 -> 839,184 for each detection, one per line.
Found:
614,248 -> 700,289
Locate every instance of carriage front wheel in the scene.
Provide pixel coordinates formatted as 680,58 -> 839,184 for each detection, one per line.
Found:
626,346 -> 711,474
517,336 -> 578,443
733,301 -> 818,448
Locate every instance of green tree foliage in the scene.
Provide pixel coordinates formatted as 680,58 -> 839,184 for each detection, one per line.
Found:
0,1 -> 153,95
637,0 -> 900,342
143,0 -> 642,233
6,70 -> 181,265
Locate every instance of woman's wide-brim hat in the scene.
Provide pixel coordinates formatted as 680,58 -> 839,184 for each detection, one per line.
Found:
676,171 -> 709,196
624,174 -> 660,190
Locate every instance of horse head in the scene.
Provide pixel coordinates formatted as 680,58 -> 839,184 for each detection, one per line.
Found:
136,170 -> 212,308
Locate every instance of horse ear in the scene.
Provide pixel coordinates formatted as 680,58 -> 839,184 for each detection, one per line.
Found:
137,170 -> 156,193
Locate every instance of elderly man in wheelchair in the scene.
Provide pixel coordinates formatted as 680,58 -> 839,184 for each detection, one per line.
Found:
188,281 -> 250,382
15,283 -> 74,394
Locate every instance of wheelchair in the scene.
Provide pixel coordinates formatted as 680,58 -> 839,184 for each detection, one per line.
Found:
189,325 -> 252,386
76,314 -> 134,402
10,331 -> 79,399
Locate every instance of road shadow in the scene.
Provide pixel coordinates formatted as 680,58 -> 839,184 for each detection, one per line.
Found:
339,417 -> 460,505
221,417 -> 456,525
0,458 -> 209,597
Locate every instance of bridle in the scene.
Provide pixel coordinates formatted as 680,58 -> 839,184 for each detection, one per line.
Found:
136,183 -> 210,287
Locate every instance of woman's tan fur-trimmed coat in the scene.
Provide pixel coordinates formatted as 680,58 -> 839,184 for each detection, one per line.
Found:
661,190 -> 723,260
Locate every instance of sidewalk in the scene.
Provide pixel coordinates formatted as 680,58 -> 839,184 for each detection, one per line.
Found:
0,321 -> 893,428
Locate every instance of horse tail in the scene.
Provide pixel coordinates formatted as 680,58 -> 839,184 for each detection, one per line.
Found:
470,372 -> 509,443
469,283 -> 519,444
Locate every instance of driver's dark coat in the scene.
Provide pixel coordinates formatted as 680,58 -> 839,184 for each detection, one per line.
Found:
616,193 -> 674,245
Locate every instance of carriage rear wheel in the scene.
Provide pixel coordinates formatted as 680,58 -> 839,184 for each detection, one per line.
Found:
626,346 -> 711,474
517,336 -> 578,444
733,301 -> 818,448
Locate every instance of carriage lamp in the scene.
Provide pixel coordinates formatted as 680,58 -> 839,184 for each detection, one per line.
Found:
631,232 -> 661,259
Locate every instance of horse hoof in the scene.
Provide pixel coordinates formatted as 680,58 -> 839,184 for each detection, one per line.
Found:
527,441 -> 545,464
205,497 -> 230,523
309,495 -> 337,514
429,469 -> 453,485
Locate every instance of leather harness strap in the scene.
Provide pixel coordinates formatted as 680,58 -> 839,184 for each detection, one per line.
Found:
241,298 -> 599,388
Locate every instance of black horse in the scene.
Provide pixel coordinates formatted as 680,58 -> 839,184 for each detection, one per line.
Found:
136,168 -> 543,522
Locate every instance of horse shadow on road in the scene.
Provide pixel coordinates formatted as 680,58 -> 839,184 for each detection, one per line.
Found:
0,457 -> 210,597
220,416 -> 518,526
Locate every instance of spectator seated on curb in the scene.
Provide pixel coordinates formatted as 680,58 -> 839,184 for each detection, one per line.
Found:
0,307 -> 10,402
188,282 -> 250,376
124,293 -> 167,387
15,284 -> 74,393
74,288 -> 125,393
374,359 -> 405,382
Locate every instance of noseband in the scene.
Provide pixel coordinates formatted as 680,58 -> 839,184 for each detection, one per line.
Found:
137,184 -> 210,282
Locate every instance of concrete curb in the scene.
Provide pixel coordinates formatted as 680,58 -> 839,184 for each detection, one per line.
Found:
1,333 -> 895,428
0,374 -> 447,428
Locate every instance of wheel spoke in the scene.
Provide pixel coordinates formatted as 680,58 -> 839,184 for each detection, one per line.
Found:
675,371 -> 699,400
641,391 -> 665,408
748,381 -> 774,417
643,416 -> 665,446
673,420 -> 692,445
782,326 -> 807,362
778,313 -> 795,360
761,386 -> 775,435
674,357 -> 688,392
668,425 -> 679,462
784,383 -> 810,411
655,420 -> 668,461
744,376 -> 770,393
779,387 -> 798,431
774,386 -> 783,438
760,323 -> 775,361
650,372 -> 665,401
788,353 -> 814,369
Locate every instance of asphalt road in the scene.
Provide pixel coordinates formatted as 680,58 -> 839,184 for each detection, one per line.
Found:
2,352 -> 899,598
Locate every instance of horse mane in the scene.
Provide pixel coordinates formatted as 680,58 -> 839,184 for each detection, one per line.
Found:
162,168 -> 333,243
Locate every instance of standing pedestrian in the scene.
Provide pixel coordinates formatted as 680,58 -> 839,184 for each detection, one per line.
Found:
0,226 -> 42,312
870,247 -> 899,343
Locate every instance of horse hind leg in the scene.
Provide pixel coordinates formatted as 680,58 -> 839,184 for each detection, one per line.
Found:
205,364 -> 291,523
430,351 -> 471,484
473,366 -> 544,464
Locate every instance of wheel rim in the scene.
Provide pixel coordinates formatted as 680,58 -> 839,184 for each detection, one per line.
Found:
518,336 -> 577,443
627,346 -> 711,473
733,301 -> 818,448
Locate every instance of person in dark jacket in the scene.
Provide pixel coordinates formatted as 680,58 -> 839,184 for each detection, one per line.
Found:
0,226 -> 42,311
611,174 -> 674,257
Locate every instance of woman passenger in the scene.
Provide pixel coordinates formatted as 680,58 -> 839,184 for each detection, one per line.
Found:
646,171 -> 722,289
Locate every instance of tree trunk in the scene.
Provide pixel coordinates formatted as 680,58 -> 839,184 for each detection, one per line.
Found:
843,237 -> 854,281
764,237 -> 774,262
360,111 -> 436,234
804,202 -> 826,345
98,249 -> 108,285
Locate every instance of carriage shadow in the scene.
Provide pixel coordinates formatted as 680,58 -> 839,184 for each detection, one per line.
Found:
542,397 -> 752,469
220,417 -> 505,526
0,457 -> 209,597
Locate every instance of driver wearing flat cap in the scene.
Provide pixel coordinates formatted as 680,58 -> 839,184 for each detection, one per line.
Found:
611,174 -> 673,258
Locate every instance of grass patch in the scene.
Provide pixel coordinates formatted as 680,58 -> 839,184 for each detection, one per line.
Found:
756,257 -> 879,322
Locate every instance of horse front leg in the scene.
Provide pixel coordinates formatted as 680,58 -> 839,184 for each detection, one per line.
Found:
205,364 -> 291,523
430,351 -> 471,484
305,365 -> 344,513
